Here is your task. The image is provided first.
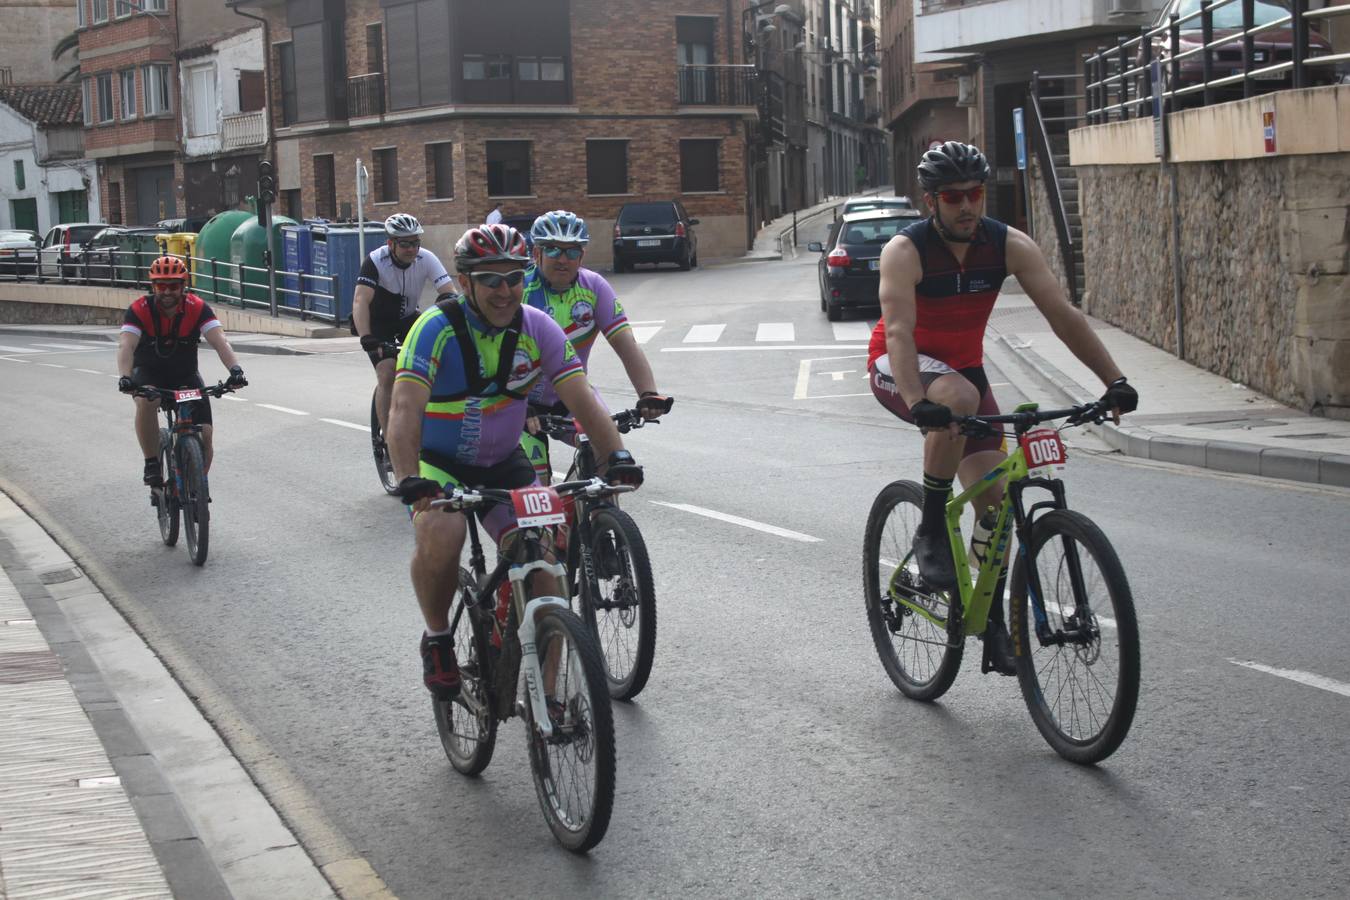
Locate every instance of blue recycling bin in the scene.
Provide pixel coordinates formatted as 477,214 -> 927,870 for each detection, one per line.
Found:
280,224 -> 313,309
310,222 -> 387,322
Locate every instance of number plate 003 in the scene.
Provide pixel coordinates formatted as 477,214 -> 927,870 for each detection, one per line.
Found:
1019,427 -> 1067,476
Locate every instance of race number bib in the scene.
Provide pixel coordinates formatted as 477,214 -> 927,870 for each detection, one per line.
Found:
511,486 -> 568,527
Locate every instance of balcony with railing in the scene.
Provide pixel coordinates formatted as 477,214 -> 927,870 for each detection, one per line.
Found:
349,73 -> 385,118
677,65 -> 757,108
42,126 -> 84,160
221,110 -> 266,150
916,0 -> 1151,55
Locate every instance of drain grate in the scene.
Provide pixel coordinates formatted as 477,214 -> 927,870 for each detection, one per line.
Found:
39,567 -> 82,585
0,650 -> 63,684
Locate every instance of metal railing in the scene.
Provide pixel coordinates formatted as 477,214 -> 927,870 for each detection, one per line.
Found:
348,72 -> 385,118
677,65 -> 757,106
0,247 -> 340,323
1086,0 -> 1350,123
221,110 -> 266,150
1027,76 -> 1080,307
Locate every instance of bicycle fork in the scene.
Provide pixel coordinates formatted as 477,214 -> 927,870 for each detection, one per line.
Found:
510,559 -> 571,740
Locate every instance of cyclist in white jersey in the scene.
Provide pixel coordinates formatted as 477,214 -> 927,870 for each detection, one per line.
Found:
353,213 -> 458,438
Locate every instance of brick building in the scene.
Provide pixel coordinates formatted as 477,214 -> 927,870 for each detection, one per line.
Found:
231,0 -> 761,265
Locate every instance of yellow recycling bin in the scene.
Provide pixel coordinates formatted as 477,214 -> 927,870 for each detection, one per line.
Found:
153,233 -> 198,274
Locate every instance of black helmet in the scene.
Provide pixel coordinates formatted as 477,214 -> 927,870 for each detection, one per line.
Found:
917,141 -> 990,192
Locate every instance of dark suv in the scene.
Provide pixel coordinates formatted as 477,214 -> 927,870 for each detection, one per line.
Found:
612,201 -> 699,272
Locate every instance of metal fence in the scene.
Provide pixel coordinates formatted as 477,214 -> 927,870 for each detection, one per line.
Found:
1085,0 -> 1350,123
0,248 -> 340,323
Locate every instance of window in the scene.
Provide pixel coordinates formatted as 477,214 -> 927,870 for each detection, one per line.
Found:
238,70 -> 265,112
108,182 -> 122,225
283,189 -> 302,221
314,154 -> 336,219
486,141 -> 531,196
517,57 -> 566,82
115,0 -> 132,17
142,64 -> 171,116
366,23 -> 383,74
81,80 -> 93,126
277,43 -> 297,125
93,0 -> 108,23
373,147 -> 398,203
425,142 -> 453,199
586,140 -> 628,195
76,0 -> 85,28
119,70 -> 136,119
13,160 -> 24,191
679,139 -> 720,192
463,55 -> 511,81
385,0 -> 451,111
95,73 -> 114,123
187,66 -> 217,137
139,0 -> 166,11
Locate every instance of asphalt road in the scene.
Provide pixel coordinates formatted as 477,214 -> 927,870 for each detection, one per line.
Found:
2,253 -> 1347,898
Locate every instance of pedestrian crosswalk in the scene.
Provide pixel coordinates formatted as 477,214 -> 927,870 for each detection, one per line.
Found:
628,319 -> 876,348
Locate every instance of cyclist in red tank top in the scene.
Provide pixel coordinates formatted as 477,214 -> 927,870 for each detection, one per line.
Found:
870,142 -> 1139,673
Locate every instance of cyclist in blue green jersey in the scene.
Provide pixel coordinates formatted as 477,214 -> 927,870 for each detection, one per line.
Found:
387,223 -> 644,699
520,210 -> 670,482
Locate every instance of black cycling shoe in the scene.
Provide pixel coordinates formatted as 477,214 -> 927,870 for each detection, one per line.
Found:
911,523 -> 957,592
981,620 -> 1018,676
420,632 -> 461,700
143,460 -> 164,488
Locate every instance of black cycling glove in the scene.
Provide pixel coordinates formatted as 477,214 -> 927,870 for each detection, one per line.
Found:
226,365 -> 247,388
360,334 -> 393,363
602,450 -> 644,487
1101,377 -> 1138,415
117,375 -> 135,394
637,393 -> 674,417
396,476 -> 442,504
910,398 -> 953,429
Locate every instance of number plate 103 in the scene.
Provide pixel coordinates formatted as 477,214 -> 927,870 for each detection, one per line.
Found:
511,486 -> 568,527
1018,427 -> 1067,476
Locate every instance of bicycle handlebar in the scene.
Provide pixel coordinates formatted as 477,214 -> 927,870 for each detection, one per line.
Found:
954,399 -> 1110,439
129,381 -> 240,401
534,396 -> 674,439
427,478 -> 636,513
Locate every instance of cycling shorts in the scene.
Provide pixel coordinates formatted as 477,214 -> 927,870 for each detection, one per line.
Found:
367,312 -> 421,369
868,354 -> 1003,457
418,446 -> 538,543
132,368 -> 211,426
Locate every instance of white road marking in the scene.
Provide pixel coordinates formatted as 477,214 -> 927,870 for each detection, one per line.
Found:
794,353 -> 870,400
756,322 -> 795,342
222,395 -> 248,402
626,320 -> 665,325
320,418 -> 369,432
36,363 -> 66,369
822,369 -> 855,381
1228,659 -> 1350,698
831,321 -> 872,341
75,368 -> 103,375
664,344 -> 868,353
650,501 -> 822,543
34,342 -> 104,351
0,358 -> 31,363
0,345 -> 41,354
684,324 -> 726,343
631,326 -> 662,345
256,403 -> 309,416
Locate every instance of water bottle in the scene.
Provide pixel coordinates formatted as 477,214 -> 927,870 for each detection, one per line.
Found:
970,506 -> 997,569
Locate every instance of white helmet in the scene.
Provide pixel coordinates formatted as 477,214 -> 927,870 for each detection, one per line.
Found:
384,213 -> 424,238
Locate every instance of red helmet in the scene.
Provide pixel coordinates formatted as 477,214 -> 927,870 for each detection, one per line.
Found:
454,224 -> 529,271
149,256 -> 189,282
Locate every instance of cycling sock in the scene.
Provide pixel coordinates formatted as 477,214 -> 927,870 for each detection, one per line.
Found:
144,456 -> 156,466
426,625 -> 452,637
921,473 -> 953,529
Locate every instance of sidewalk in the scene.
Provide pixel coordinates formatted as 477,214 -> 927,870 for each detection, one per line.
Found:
0,486 -> 341,899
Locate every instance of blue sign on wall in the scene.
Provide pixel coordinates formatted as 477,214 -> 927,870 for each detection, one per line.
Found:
1013,108 -> 1027,171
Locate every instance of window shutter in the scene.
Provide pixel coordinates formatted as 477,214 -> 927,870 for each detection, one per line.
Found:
292,23 -> 328,121
416,0 -> 451,106
385,4 -> 418,110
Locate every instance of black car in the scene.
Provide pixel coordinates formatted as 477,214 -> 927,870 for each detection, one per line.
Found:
498,212 -> 542,248
81,226 -> 164,283
612,201 -> 698,272
808,208 -> 923,321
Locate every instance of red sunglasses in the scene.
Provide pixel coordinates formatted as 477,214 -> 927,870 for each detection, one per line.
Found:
936,185 -> 985,205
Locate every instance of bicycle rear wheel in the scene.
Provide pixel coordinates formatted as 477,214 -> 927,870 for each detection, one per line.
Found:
371,390 -> 398,495
576,508 -> 656,701
178,436 -> 209,566
524,608 -> 615,853
434,569 -> 498,775
863,480 -> 964,701
1010,509 -> 1140,764
155,427 -> 179,547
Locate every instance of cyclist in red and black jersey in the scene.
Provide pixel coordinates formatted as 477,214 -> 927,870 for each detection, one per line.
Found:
116,256 -> 247,486
870,141 -> 1138,671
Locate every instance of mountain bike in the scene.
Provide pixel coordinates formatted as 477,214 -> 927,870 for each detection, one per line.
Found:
863,400 -> 1141,764
431,480 -> 627,852
535,398 -> 671,700
370,338 -> 400,495
131,381 -> 239,566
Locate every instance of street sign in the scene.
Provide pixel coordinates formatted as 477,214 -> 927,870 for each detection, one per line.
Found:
1262,110 -> 1277,154
1013,107 -> 1027,171
1151,60 -> 1165,159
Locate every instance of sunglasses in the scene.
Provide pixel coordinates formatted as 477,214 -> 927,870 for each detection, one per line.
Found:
394,238 -> 421,249
152,281 -> 184,292
541,245 -> 584,261
936,186 -> 985,205
468,269 -> 528,289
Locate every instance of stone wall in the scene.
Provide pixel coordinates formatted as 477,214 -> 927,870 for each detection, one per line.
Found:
1077,153 -> 1347,413
1025,152 -> 1068,296
0,300 -> 122,327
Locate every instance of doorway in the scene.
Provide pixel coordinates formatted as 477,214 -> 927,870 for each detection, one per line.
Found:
133,165 -> 175,226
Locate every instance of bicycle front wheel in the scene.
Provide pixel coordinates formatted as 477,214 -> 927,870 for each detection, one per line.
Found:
524,608 -> 616,853
577,508 -> 656,701
370,390 -> 398,495
156,427 -> 179,547
863,480 -> 964,701
1010,509 -> 1140,764
178,436 -> 209,566
434,570 -> 498,775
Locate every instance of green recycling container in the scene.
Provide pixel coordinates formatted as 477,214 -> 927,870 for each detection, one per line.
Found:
112,232 -> 163,285
230,214 -> 297,306
193,210 -> 253,301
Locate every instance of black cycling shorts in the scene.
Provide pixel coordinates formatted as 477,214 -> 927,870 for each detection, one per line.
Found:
132,368 -> 212,426
365,312 -> 421,369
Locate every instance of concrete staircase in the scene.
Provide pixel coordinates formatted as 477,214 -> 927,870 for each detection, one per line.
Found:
1049,131 -> 1085,304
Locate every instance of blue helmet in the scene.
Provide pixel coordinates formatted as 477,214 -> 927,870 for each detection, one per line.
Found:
530,210 -> 589,245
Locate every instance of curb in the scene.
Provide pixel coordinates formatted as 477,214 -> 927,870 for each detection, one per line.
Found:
995,333 -> 1350,489
0,325 -> 312,357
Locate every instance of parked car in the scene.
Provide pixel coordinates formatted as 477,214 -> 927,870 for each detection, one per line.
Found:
0,229 -> 41,276
1144,0 -> 1337,109
838,195 -> 914,218
38,223 -> 105,278
808,208 -> 924,321
81,226 -> 164,283
499,212 -> 543,248
155,216 -> 210,233
612,200 -> 699,272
